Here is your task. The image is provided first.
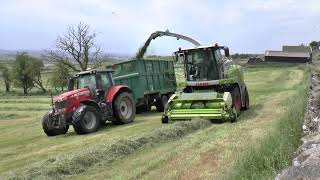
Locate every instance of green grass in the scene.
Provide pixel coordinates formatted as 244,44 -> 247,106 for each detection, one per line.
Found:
0,64 -> 309,179
6,120 -> 211,179
228,68 -> 309,179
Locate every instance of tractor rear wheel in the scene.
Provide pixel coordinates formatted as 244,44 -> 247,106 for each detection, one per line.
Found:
113,92 -> 135,124
242,88 -> 250,110
155,95 -> 168,112
230,87 -> 241,122
72,105 -> 101,134
42,111 -> 69,136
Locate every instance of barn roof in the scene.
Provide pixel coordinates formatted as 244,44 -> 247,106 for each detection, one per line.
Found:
282,46 -> 311,53
265,51 -> 310,58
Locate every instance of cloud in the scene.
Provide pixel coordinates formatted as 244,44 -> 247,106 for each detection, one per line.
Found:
0,0 -> 320,53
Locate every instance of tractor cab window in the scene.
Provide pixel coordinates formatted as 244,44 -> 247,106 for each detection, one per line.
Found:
77,74 -> 96,90
99,74 -> 111,90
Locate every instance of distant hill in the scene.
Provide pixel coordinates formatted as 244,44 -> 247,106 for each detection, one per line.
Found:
0,49 -> 133,63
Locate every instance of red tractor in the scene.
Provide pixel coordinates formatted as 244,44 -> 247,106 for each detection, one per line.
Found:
42,69 -> 136,136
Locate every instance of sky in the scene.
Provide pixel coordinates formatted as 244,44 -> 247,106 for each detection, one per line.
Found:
1,0 -> 320,55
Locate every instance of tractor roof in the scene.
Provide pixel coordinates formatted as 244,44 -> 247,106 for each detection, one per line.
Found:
75,69 -> 114,76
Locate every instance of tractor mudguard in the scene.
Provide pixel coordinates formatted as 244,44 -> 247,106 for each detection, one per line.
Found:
106,86 -> 132,103
80,100 -> 101,111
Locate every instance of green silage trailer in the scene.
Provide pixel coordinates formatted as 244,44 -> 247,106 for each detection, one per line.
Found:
107,59 -> 177,112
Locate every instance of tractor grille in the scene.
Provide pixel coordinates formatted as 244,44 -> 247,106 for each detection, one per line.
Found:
55,101 -> 66,109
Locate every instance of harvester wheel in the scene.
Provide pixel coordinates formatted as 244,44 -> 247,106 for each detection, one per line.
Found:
155,95 -> 168,112
162,115 -> 169,124
72,105 -> 101,134
42,111 -> 69,136
242,89 -> 250,110
113,92 -> 135,124
231,87 -> 241,122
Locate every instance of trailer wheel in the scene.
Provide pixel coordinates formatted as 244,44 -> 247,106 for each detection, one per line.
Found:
42,111 -> 69,136
155,95 -> 168,112
113,92 -> 135,124
242,88 -> 250,110
230,87 -> 241,122
72,105 -> 100,134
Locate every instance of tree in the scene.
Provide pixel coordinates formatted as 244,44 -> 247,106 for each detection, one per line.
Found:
310,41 -> 319,51
49,62 -> 70,92
11,53 -> 46,95
0,64 -> 11,92
32,59 -> 46,93
43,22 -> 102,72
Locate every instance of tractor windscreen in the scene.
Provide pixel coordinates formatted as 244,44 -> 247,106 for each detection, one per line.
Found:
77,74 -> 96,90
185,49 -> 219,81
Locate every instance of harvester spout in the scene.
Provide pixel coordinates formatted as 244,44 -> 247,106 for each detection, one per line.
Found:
135,30 -> 201,59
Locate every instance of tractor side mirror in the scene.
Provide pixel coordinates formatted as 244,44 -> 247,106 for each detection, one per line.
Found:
224,47 -> 230,57
67,78 -> 75,91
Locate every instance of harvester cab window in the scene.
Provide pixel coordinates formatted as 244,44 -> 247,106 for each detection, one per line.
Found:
186,49 -> 217,81
214,49 -> 222,62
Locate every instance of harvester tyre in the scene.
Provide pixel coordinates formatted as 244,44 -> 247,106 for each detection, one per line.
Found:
230,87 -> 241,122
113,92 -> 135,124
155,95 -> 168,112
42,111 -> 69,136
72,105 -> 101,134
162,115 -> 169,124
242,88 -> 250,110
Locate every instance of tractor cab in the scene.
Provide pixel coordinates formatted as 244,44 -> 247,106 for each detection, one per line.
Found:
67,69 -> 115,102
175,45 -> 231,82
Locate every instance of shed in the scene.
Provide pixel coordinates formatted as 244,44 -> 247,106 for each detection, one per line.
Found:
265,50 -> 311,63
282,46 -> 311,53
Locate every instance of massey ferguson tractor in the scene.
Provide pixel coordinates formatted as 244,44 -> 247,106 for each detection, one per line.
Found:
42,69 -> 136,136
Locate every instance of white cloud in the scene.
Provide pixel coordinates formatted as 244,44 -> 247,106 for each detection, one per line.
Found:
1,0 -> 320,53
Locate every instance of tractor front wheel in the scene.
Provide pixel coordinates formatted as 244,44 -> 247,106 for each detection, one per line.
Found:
72,105 -> 101,134
42,111 -> 69,136
113,92 -> 135,124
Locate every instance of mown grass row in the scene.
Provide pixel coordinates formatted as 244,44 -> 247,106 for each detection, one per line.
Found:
5,119 -> 211,180
228,68 -> 309,179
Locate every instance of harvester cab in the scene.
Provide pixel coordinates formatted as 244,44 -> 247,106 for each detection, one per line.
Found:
162,44 -> 250,123
42,69 -> 136,136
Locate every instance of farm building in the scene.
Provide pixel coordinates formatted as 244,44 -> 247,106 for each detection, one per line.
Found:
265,46 -> 311,63
282,46 -> 311,53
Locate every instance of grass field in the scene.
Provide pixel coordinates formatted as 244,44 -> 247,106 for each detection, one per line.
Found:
0,64 -> 308,179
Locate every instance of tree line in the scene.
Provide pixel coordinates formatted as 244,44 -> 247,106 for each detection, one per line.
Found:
0,22 -> 102,95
